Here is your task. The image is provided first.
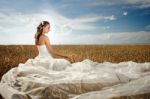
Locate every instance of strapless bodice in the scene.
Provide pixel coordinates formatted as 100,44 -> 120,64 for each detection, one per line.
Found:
36,44 -> 53,59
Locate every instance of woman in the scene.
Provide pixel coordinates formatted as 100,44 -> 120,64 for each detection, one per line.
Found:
34,21 -> 73,63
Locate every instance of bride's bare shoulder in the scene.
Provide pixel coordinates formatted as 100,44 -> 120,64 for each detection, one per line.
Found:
39,34 -> 48,40
36,35 -> 48,45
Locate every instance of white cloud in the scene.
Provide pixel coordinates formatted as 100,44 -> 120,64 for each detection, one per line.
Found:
84,0 -> 150,8
145,25 -> 150,31
103,15 -> 116,20
123,11 -> 128,16
74,31 -> 150,44
68,14 -> 116,30
0,26 -> 5,32
0,8 -> 149,45
136,3 -> 150,8
72,14 -> 116,23
0,9 -> 116,44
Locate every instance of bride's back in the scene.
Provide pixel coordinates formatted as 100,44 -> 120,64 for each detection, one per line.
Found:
36,34 -> 47,45
35,34 -> 53,58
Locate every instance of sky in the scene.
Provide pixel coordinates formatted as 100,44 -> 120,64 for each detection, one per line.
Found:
0,0 -> 150,45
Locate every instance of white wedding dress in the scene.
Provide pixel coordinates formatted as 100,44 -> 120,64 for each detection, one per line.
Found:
0,44 -> 150,99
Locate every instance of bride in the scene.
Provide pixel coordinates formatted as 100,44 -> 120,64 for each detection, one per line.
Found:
34,21 -> 74,63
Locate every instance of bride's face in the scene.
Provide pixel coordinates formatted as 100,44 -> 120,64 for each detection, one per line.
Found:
43,24 -> 50,33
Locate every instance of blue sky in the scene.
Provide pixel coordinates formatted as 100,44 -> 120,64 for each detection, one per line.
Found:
0,0 -> 150,44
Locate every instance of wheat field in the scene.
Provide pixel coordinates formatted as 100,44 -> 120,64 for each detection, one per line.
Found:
0,44 -> 150,99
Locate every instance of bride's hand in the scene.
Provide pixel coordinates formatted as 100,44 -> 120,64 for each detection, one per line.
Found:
64,55 -> 74,63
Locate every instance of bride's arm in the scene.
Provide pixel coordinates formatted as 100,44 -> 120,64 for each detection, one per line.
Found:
44,36 -> 68,58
